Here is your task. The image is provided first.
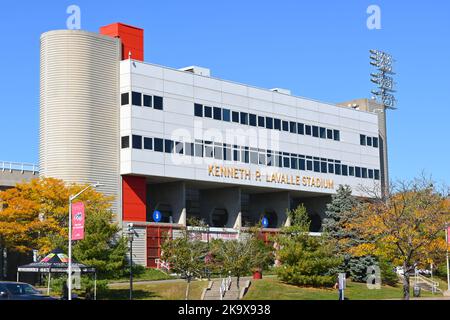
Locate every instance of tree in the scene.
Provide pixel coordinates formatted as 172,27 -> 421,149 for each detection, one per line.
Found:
211,228 -> 273,293
0,177 -> 127,278
345,177 -> 450,299
323,185 -> 377,282
276,205 -> 342,287
160,231 -> 208,300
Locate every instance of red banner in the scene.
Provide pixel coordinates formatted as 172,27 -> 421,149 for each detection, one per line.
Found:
71,202 -> 85,240
447,226 -> 450,244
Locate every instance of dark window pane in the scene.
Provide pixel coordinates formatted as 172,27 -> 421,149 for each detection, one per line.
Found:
121,136 -> 129,149
195,144 -> 203,157
204,106 -> 212,118
299,159 -> 306,170
164,139 -> 174,153
328,163 -> 334,174
240,112 -> 248,125
214,146 -> 223,160
132,135 -> 142,149
223,109 -> 230,122
374,169 -> 380,180
373,137 -> 379,148
333,130 -> 340,141
297,123 -> 304,135
321,162 -> 327,173
290,122 -> 297,133
274,118 -> 281,130
355,167 -> 361,178
121,93 -> 129,106
132,92 -> 142,106
282,121 -> 289,132
154,138 -> 164,152
258,116 -> 265,127
335,164 -> 341,175
367,136 -> 372,147
213,107 -> 222,120
313,160 -> 320,172
143,95 -> 152,107
368,169 -> 374,179
232,111 -> 239,123
185,142 -> 194,156
144,137 -> 152,150
224,148 -> 231,161
306,160 -> 313,171
283,156 -> 290,168
259,153 -> 266,165
362,168 -> 368,178
233,149 -> 240,161
360,134 -> 366,146
320,127 -> 326,139
266,117 -> 273,129
312,126 -> 319,137
205,145 -> 213,158
305,125 -> 312,135
250,152 -> 258,164
249,114 -> 257,126
153,96 -> 163,110
291,157 -> 298,169
327,129 -> 333,139
342,165 -> 348,176
349,166 -> 355,176
194,103 -> 203,117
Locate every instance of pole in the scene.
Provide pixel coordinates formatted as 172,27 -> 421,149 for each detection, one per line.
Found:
446,225 -> 450,292
47,272 -> 51,295
94,273 -> 97,300
68,196 -> 72,300
130,236 -> 133,300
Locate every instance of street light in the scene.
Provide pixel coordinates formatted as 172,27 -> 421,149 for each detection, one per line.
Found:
127,223 -> 135,300
68,182 -> 101,301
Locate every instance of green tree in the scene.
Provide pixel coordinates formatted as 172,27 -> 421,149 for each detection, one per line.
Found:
276,205 -> 342,287
160,231 -> 208,300
322,185 -> 377,282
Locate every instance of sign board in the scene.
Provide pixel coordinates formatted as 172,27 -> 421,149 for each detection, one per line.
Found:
262,216 -> 269,228
71,202 -> 85,240
338,273 -> 346,289
153,210 -> 162,222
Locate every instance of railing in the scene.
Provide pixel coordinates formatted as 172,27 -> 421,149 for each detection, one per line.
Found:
412,273 -> 441,293
219,275 -> 232,300
1,161 -> 39,174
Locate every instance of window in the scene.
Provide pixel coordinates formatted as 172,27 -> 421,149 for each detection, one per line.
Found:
195,143 -> 203,157
144,137 -> 152,150
327,129 -> 333,139
249,114 -> 257,126
132,92 -> 142,106
290,122 -> 297,133
367,137 -> 372,147
320,127 -> 326,139
355,167 -> 361,178
312,126 -> 319,137
313,160 -> 320,172
335,163 -> 341,175
349,166 -> 355,176
143,95 -> 152,107
274,118 -> 281,130
305,125 -> 312,135
374,169 -> 380,180
267,152 -> 273,166
360,134 -> 366,146
368,169 -> 374,179
362,168 -> 368,178
232,111 -> 239,123
121,136 -> 129,149
185,142 -> 194,156
250,151 -> 258,164
258,116 -> 265,127
194,103 -> 203,117
342,165 -> 348,176
233,149 -> 240,162
164,140 -> 174,153
223,109 -> 230,122
321,161 -> 327,173
175,141 -> 184,154
328,163 -> 334,174
259,153 -> 266,166
224,147 -> 231,161
291,156 -> 298,169
132,135 -> 142,149
214,146 -> 223,160
297,123 -> 304,135
373,137 -> 379,148
239,112 -> 247,125
153,96 -> 163,110
283,156 -> 290,168
213,107 -> 222,120
299,158 -> 306,170
333,130 -> 340,141
121,93 -> 129,106
282,121 -> 289,132
154,138 -> 164,152
306,160 -> 313,171
205,143 -> 213,158
266,117 -> 273,129
204,106 -> 212,118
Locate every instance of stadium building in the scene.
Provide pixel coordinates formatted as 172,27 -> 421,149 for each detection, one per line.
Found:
39,23 -> 389,267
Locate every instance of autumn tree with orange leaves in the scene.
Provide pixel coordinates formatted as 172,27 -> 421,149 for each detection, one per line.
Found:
344,177 -> 450,300
0,177 -> 113,254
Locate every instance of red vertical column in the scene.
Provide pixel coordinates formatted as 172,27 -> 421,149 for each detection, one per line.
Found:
100,22 -> 144,61
122,175 -> 146,222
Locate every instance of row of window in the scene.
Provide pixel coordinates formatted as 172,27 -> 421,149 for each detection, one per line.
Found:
360,134 -> 379,148
121,91 -> 164,110
121,135 -> 380,180
194,103 -> 341,141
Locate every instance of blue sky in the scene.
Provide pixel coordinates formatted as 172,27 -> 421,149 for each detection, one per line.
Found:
0,1 -> 448,184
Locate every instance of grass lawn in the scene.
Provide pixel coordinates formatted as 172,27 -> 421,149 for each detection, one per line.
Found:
243,276 -> 441,300
102,280 -> 208,300
109,268 -> 174,283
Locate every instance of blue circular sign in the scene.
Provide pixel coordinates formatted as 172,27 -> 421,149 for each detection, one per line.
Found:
153,210 -> 162,222
262,216 -> 269,228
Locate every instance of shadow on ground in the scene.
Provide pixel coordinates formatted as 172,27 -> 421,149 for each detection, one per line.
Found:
100,289 -> 160,300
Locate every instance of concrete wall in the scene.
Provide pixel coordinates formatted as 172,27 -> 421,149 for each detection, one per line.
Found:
199,187 -> 241,228
147,181 -> 186,224
294,196 -> 331,232
0,170 -> 38,188
249,192 -> 291,228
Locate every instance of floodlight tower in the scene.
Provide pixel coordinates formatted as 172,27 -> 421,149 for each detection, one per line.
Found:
369,49 -> 397,110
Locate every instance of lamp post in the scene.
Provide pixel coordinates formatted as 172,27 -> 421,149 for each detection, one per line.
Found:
127,223 -> 135,300
445,223 -> 450,293
68,182 -> 101,301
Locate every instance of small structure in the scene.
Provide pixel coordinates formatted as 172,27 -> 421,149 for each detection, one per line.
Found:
16,248 -> 97,299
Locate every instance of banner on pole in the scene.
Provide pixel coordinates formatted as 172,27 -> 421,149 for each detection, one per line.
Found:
71,202 -> 85,240
447,226 -> 450,244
